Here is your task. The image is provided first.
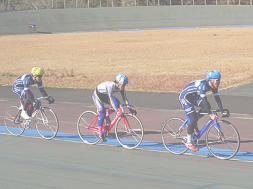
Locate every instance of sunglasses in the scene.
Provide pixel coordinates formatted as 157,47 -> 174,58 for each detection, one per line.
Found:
213,79 -> 220,82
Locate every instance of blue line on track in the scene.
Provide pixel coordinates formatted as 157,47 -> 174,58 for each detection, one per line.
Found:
1,126 -> 252,161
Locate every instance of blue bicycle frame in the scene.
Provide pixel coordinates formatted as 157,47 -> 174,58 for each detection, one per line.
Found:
179,112 -> 222,144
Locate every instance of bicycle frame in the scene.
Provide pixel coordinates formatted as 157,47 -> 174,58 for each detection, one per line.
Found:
17,96 -> 49,125
87,107 -> 130,134
179,112 -> 222,143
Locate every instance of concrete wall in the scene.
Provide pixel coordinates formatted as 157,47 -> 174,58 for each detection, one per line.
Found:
1,6 -> 253,35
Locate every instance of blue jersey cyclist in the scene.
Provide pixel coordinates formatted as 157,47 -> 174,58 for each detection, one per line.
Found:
12,67 -> 55,120
92,73 -> 136,142
179,70 -> 228,151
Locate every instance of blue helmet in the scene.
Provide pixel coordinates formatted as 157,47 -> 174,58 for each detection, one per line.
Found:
116,73 -> 128,84
206,71 -> 221,80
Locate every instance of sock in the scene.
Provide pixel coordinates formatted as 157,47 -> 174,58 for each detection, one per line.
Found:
98,126 -> 103,136
187,134 -> 192,144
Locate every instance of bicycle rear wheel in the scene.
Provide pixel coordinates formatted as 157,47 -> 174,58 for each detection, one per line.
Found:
77,111 -> 100,145
206,120 -> 240,160
161,117 -> 188,154
35,107 -> 59,139
115,114 -> 144,149
4,106 -> 25,136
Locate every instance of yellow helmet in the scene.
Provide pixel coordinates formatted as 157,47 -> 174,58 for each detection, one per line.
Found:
31,67 -> 44,76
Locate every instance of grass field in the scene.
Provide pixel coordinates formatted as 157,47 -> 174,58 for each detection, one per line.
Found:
1,27 -> 253,93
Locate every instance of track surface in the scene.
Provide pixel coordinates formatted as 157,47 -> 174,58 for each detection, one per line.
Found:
0,85 -> 253,189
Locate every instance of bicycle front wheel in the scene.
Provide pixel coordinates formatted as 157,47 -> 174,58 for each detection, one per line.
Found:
35,107 -> 59,139
4,106 -> 25,136
161,117 -> 188,154
115,114 -> 144,149
77,111 -> 100,145
206,120 -> 240,160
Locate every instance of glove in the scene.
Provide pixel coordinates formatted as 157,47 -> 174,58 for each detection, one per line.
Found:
47,96 -> 55,104
32,99 -> 39,108
221,109 -> 230,118
129,108 -> 137,115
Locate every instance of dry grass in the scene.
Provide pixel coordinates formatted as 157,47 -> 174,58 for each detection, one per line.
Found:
1,27 -> 253,93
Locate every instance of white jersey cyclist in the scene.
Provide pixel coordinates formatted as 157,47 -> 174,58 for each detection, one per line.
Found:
93,81 -> 130,113
92,73 -> 135,142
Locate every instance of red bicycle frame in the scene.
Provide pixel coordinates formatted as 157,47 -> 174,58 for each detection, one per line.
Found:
88,107 -> 131,133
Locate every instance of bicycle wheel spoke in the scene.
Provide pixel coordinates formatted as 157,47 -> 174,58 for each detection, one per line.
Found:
115,114 -> 144,149
4,106 -> 25,136
77,111 -> 100,145
161,117 -> 188,154
35,107 -> 59,139
206,120 -> 240,160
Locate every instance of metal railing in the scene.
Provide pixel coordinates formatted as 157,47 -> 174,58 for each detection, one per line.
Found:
0,0 -> 252,10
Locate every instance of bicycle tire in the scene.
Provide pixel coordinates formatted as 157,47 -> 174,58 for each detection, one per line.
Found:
35,107 -> 59,139
77,111 -> 100,145
115,113 -> 144,149
161,117 -> 188,154
4,106 -> 25,136
206,120 -> 240,160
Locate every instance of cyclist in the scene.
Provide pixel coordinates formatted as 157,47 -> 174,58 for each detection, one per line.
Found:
179,70 -> 228,151
30,23 -> 36,31
12,67 -> 55,120
92,73 -> 136,142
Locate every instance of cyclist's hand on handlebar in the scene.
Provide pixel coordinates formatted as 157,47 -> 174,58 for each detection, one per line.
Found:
222,109 -> 230,117
129,108 -> 137,115
47,96 -> 55,104
128,105 -> 137,115
209,114 -> 218,120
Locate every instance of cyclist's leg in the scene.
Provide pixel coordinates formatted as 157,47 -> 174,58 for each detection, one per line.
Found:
92,91 -> 107,142
179,97 -> 199,151
104,96 -> 120,124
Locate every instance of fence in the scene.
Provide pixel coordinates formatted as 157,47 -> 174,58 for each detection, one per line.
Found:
0,0 -> 252,10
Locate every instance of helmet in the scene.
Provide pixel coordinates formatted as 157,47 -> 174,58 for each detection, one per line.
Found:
206,70 -> 221,80
31,67 -> 44,76
116,73 -> 128,85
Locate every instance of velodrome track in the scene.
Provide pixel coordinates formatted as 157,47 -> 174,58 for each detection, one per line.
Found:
0,84 -> 253,188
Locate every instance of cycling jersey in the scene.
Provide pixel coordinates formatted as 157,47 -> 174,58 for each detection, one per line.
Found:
93,81 -> 129,112
179,80 -> 219,114
12,74 -> 44,99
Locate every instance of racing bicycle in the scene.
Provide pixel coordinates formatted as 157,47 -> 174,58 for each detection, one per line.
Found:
161,109 -> 240,160
4,96 -> 59,140
77,104 -> 144,149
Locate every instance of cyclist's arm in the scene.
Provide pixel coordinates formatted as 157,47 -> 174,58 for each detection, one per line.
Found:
212,89 -> 224,113
120,89 -> 130,107
200,98 -> 212,115
37,82 -> 48,97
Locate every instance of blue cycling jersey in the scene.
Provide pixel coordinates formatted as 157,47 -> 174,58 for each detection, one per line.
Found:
12,74 -> 43,98
179,80 -> 219,114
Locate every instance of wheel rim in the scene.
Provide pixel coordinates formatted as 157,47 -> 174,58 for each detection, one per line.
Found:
77,111 -> 100,145
35,107 -> 59,139
161,117 -> 188,154
206,120 -> 240,160
115,114 -> 144,149
4,106 -> 25,136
